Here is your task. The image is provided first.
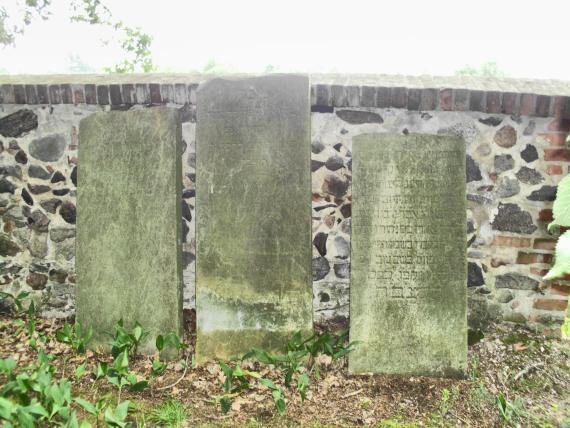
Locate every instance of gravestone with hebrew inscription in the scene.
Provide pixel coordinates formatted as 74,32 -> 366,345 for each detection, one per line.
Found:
77,108 -> 183,354
349,133 -> 467,377
196,75 -> 312,361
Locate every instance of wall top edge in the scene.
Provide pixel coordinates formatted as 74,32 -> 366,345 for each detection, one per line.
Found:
0,73 -> 569,97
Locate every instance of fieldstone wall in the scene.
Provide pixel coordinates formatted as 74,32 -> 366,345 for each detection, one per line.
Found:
1,75 -> 569,333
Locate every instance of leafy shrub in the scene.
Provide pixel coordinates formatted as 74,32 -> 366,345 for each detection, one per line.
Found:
108,319 -> 149,358
56,321 -> 93,353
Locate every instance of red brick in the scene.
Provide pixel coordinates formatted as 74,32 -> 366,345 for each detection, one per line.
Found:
538,209 -> 553,222
546,164 -> 563,175
520,94 -> 536,116
494,236 -> 532,248
548,117 -> 570,131
533,299 -> 568,311
534,238 -> 557,250
502,93 -> 518,115
544,149 -> 570,161
530,267 -> 549,276
516,252 -> 553,264
486,92 -> 502,114
551,96 -> 566,118
439,88 -> 453,111
551,283 -> 570,296
539,133 -> 568,146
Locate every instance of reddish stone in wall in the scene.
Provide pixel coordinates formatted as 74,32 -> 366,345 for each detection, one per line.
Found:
544,149 -> 570,162
533,299 -> 568,311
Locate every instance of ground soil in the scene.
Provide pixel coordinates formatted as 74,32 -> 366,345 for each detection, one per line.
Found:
1,312 -> 569,427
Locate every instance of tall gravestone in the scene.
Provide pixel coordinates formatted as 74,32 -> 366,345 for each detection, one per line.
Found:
349,133 -> 467,377
196,75 -> 312,360
77,108 -> 183,354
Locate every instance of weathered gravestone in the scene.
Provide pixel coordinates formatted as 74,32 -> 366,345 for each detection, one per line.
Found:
349,133 -> 467,377
77,108 -> 183,354
196,75 -> 312,360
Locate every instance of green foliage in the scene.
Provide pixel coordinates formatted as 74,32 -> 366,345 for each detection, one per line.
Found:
108,319 -> 148,358
455,61 -> 507,78
1,0 -> 155,73
259,378 -> 286,415
496,393 -> 524,422
156,332 -> 187,354
545,175 -> 570,280
104,400 -> 131,428
377,416 -> 419,428
56,321 -> 93,353
105,351 -> 148,400
0,353 -> 92,427
548,175 -> 570,232
216,330 -> 359,416
152,332 -> 187,376
562,317 -> 570,339
0,291 -> 31,315
148,399 -> 189,427
0,0 -> 50,46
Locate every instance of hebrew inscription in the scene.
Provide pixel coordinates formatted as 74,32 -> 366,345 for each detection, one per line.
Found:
349,133 -> 467,377
195,75 -> 312,361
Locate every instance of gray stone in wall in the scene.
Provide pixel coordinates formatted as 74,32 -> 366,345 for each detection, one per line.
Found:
0,109 -> 38,138
29,134 -> 66,162
495,176 -> 520,198
494,155 -> 514,174
76,108 -> 183,355
516,167 -> 543,185
466,155 -> 482,182
520,145 -> 538,163
527,185 -> 557,202
195,75 -> 312,361
349,133 -> 467,377
335,109 -> 383,125
491,203 -> 536,234
495,273 -> 539,291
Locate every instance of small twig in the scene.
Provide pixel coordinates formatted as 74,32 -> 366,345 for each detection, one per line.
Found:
514,362 -> 545,382
448,410 -> 470,426
342,388 -> 363,399
156,351 -> 191,391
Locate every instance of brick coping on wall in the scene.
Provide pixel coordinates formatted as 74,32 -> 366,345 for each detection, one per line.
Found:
1,73 -> 570,118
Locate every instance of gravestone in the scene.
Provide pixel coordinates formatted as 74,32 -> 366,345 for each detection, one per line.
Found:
349,133 -> 467,377
196,75 -> 312,360
77,107 -> 183,354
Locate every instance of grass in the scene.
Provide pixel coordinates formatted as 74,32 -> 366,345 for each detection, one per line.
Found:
147,399 -> 189,427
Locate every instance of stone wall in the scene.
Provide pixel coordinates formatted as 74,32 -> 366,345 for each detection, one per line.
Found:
1,75 -> 569,333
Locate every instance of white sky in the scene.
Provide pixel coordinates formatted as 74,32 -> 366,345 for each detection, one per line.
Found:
1,0 -> 569,79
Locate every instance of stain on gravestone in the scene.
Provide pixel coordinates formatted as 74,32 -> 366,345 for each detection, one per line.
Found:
349,133 -> 467,377
77,108 -> 183,354
196,75 -> 312,360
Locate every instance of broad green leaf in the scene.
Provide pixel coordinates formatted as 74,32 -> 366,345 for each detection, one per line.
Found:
155,335 -> 164,351
260,378 -> 277,390
0,357 -> 17,374
114,401 -> 130,420
549,175 -> 570,231
562,317 -> 569,339
297,373 -> 309,402
219,396 -> 231,414
544,230 -> 570,280
75,363 -> 87,379
0,397 -> 16,420
128,380 -> 148,392
74,398 -> 97,415
275,397 -> 286,415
